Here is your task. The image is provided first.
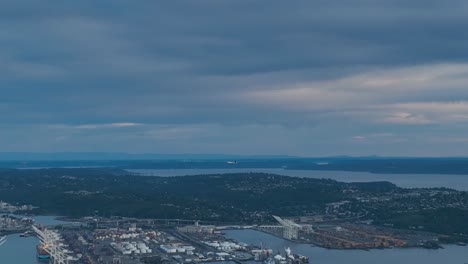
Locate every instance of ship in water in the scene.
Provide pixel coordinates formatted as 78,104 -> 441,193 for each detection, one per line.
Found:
20,231 -> 33,237
37,244 -> 51,260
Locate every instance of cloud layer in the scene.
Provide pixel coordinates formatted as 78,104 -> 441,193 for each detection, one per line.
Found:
1,1 -> 468,156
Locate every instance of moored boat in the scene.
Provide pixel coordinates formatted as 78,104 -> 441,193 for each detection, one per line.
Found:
20,231 -> 33,237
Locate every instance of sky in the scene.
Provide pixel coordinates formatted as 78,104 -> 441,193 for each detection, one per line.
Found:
2,1 -> 468,156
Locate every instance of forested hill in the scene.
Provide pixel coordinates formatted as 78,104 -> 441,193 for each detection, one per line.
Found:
0,168 -> 467,237
0,168 -> 394,220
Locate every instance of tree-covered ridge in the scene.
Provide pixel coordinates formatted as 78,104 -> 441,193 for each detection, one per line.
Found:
0,168 -> 467,238
0,168 -> 391,219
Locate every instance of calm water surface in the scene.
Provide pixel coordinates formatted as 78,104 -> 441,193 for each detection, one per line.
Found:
224,229 -> 468,264
127,169 -> 468,191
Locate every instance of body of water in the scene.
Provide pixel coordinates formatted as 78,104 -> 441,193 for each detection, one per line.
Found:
0,215 -> 67,264
224,229 -> 468,264
127,168 -> 468,191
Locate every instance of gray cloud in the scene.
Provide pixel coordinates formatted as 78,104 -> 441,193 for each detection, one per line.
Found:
1,1 -> 468,155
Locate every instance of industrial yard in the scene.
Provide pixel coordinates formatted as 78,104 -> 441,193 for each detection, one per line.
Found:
34,219 -> 274,264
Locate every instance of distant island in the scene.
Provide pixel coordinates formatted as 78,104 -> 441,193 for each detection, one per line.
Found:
2,155 -> 468,175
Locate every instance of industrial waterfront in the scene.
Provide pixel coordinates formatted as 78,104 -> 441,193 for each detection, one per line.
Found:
225,229 -> 468,264
1,217 -> 468,264
0,215 -> 66,264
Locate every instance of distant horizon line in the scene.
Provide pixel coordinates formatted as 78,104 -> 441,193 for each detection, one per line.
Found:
0,152 -> 467,160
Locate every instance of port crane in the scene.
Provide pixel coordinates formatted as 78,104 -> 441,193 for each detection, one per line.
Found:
32,225 -> 71,264
272,215 -> 303,240
258,216 -> 313,240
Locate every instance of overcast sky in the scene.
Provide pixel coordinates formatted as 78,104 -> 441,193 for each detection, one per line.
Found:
2,1 -> 468,156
